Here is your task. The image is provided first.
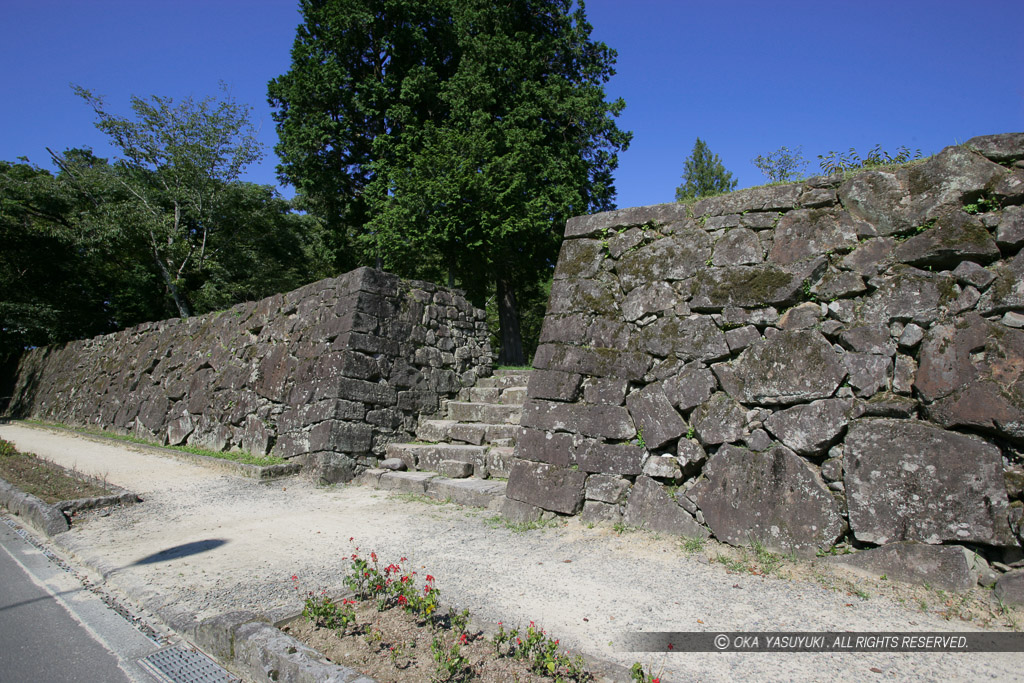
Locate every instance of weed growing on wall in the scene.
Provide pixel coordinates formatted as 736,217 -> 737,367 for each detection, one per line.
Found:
818,144 -> 922,175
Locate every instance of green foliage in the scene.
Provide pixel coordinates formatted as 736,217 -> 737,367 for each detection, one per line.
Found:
72,84 -> 264,317
681,536 -> 706,554
0,85 -> 331,359
302,592 -> 357,632
492,621 -> 590,681
818,144 -> 922,176
675,138 -> 737,201
431,635 -> 470,682
752,145 -> 808,183
630,662 -> 662,683
269,0 -> 631,364
964,196 -> 999,215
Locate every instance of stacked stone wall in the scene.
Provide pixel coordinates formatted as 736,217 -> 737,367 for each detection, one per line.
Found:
8,267 -> 492,480
509,133 -> 1024,558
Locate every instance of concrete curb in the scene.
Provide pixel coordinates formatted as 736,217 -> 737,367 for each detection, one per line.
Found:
40,516 -> 376,683
0,477 -> 69,535
0,454 -> 141,535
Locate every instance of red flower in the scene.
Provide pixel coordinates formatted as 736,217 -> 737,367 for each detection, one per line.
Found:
370,551 -> 377,562
400,557 -> 407,562
290,574 -> 297,581
397,595 -> 407,606
401,575 -> 409,583
459,633 -> 468,644
426,575 -> 435,582
349,537 -> 354,541
668,643 -> 674,650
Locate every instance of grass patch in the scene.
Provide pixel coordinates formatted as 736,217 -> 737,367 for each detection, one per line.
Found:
484,515 -> 563,533
24,420 -> 286,467
0,438 -> 115,503
680,536 -> 706,554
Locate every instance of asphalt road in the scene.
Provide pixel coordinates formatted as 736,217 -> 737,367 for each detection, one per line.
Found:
0,519 -> 163,683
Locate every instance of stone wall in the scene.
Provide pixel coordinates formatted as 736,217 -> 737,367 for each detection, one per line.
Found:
8,267 -> 492,480
508,133 -> 1024,558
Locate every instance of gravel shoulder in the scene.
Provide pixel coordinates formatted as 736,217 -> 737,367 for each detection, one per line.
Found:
1,422 -> 1022,682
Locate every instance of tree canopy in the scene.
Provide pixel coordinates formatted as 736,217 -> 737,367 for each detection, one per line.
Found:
675,137 -> 736,202
0,87 -> 331,362
268,0 -> 631,363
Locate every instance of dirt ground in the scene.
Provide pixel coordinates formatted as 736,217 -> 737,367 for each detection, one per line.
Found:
2,421 -> 1023,682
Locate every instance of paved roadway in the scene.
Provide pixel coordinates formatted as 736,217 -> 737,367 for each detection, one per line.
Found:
0,518 -> 163,683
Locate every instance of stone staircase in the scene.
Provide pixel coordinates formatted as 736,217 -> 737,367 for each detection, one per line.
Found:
357,369 -> 530,507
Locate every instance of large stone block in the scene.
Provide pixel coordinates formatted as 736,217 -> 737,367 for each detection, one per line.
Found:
915,313 -> 1024,442
858,265 -> 957,325
965,133 -> 1024,162
690,392 -> 747,445
977,250 -> 1024,316
661,362 -> 717,411
893,209 -> 999,269
622,283 -> 677,322
532,344 -> 651,381
520,399 -> 635,440
711,228 -> 763,266
903,145 -> 1008,222
844,419 -> 1014,546
614,230 -> 712,292
553,238 -> 606,280
625,385 -> 686,449
526,370 -> 582,402
622,476 -> 708,538
575,440 -> 646,475
690,264 -> 801,310
639,316 -> 729,362
514,428 -> 577,468
564,203 -> 691,238
505,459 -> 586,514
769,209 -> 861,265
713,330 -> 846,406
307,420 -> 374,454
763,398 -> 853,456
826,542 -> 982,592
690,444 -> 844,556
839,171 -> 913,237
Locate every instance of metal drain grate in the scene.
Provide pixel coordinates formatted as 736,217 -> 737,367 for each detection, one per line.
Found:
139,646 -> 236,683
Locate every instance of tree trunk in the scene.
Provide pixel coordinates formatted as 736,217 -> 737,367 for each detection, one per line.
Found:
496,276 -> 525,366
152,247 -> 192,318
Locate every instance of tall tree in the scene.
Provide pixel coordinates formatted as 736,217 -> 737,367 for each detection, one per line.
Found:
269,0 -> 630,364
267,0 -> 456,270
675,137 -> 736,201
74,84 -> 263,317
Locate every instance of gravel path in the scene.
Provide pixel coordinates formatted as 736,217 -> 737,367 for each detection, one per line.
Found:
2,422 -> 1022,682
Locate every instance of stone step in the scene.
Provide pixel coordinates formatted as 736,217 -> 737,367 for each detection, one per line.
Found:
385,442 -> 488,475
427,477 -> 506,508
499,386 -> 528,405
385,442 -> 514,479
465,386 -> 501,403
450,422 -> 519,446
416,419 -> 458,443
447,402 -> 521,424
474,371 -> 531,391
487,446 -> 515,479
416,420 -> 520,446
359,469 -> 506,508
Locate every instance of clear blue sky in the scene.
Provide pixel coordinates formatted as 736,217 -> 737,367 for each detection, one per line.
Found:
1,0 -> 1021,212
